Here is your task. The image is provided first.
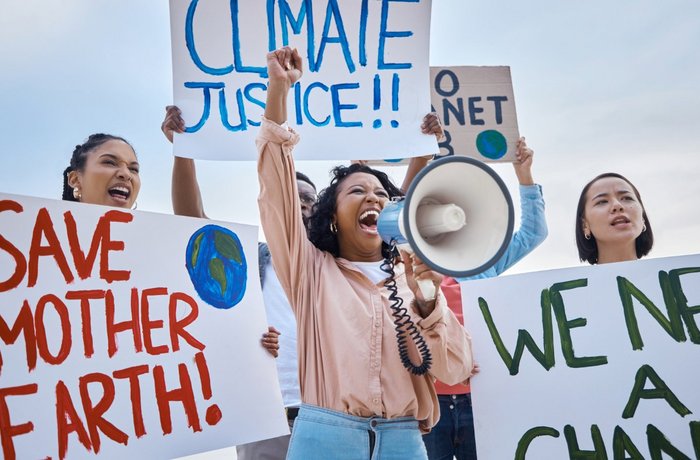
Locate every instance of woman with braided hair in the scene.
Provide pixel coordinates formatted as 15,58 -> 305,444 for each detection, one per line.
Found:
62,133 -> 140,209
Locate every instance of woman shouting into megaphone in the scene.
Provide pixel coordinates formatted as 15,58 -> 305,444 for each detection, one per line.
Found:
256,46 -> 474,460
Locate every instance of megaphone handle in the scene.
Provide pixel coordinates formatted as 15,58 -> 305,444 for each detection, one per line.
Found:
416,279 -> 436,302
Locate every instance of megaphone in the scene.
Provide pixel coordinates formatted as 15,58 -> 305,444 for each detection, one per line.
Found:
377,156 -> 515,299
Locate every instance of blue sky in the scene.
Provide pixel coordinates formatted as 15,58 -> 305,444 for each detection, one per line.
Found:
1,1 -> 699,270
1,1 -> 699,458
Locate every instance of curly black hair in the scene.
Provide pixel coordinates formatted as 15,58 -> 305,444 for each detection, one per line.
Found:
575,172 -> 654,264
307,163 -> 403,259
62,133 -> 134,201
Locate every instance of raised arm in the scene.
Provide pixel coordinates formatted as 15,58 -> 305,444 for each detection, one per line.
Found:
505,137 -> 548,259
461,137 -> 547,278
264,47 -> 302,124
513,136 -> 535,186
161,105 -> 207,218
257,47 -> 315,312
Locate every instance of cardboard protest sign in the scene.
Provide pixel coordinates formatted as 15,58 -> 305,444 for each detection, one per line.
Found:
169,0 -> 437,161
0,194 -> 288,459
461,254 -> 700,459
431,66 -> 519,162
366,65 -> 519,166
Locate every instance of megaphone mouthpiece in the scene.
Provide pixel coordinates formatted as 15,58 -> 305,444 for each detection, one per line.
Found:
377,156 -> 515,278
416,202 -> 466,239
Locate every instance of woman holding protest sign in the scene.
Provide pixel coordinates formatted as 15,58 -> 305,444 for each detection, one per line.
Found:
62,134 -> 140,209
421,137 -> 548,460
576,172 -> 653,265
162,104 -> 315,460
257,46 -> 473,459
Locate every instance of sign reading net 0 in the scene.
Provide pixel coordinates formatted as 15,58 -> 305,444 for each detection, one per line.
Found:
0,193 -> 287,459
169,0 -> 438,161
431,66 -> 519,162
461,254 -> 700,459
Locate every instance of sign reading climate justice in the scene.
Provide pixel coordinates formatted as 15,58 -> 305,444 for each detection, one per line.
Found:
0,194 -> 287,459
169,0 -> 437,161
462,255 -> 700,459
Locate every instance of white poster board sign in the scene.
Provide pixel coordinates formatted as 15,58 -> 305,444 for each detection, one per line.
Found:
169,0 -> 437,161
462,254 -> 700,459
0,193 -> 287,459
432,66 -> 519,162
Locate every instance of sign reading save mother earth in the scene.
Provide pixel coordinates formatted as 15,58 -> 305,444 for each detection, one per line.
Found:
0,193 -> 288,459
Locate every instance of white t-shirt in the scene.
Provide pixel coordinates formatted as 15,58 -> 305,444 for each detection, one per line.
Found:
262,261 -> 301,408
349,260 -> 388,284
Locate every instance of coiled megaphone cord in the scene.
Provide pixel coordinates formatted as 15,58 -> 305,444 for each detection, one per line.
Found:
381,240 -> 432,376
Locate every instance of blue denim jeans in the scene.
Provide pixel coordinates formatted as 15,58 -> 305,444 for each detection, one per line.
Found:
422,394 -> 477,460
287,404 -> 428,460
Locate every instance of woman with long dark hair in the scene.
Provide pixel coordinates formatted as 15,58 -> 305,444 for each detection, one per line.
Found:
575,172 -> 653,265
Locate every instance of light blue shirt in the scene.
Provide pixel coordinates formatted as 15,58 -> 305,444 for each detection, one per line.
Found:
457,184 -> 548,281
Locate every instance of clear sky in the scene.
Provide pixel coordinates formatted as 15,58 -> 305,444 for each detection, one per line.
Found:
1,1 -> 699,458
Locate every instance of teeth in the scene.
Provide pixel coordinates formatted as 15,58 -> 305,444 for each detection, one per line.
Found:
360,210 -> 379,220
109,186 -> 130,198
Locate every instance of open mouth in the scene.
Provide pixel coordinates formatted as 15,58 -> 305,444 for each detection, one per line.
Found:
359,209 -> 379,234
610,216 -> 630,226
108,186 -> 131,202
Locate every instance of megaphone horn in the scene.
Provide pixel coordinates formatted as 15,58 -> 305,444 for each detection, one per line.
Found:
377,156 -> 515,298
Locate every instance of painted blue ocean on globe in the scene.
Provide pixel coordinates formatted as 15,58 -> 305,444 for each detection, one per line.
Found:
185,225 -> 247,309
476,129 -> 508,160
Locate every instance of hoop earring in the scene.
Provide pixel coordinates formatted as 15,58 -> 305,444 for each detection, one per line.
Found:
642,222 -> 647,232
73,188 -> 81,200
132,201 -> 138,210
584,232 -> 591,240
330,222 -> 337,234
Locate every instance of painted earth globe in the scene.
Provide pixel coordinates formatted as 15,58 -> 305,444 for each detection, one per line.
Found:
185,225 -> 247,309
